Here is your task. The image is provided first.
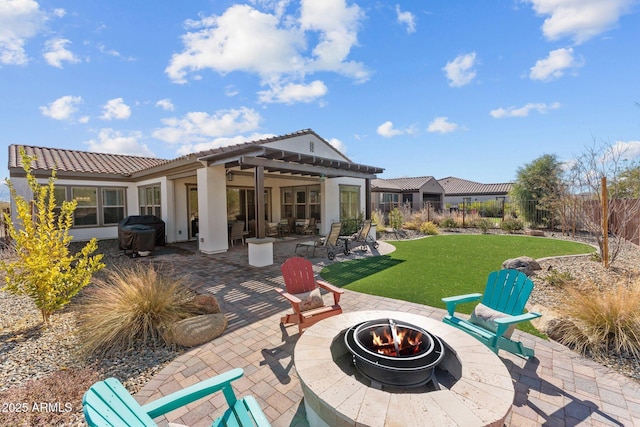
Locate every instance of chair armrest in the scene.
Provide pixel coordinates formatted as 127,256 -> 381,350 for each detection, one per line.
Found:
143,368 -> 244,419
275,288 -> 302,304
316,280 -> 344,294
317,280 -> 343,305
441,293 -> 482,316
493,312 -> 541,339
494,312 -> 541,326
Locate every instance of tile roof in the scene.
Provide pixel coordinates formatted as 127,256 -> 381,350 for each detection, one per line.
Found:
8,145 -> 167,176
371,176 -> 436,191
8,129 -> 379,178
438,176 -> 513,195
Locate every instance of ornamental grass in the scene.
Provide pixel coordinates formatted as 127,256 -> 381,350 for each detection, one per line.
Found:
77,264 -> 199,356
548,278 -> 640,358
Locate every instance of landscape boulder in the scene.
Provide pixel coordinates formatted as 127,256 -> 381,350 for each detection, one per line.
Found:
190,294 -> 221,314
502,256 -> 541,276
169,313 -> 227,348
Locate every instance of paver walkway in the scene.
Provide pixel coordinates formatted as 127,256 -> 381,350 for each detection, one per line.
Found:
135,237 -> 640,426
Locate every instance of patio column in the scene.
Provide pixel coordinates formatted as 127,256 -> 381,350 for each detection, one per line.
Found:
247,165 -> 274,267
196,165 -> 229,254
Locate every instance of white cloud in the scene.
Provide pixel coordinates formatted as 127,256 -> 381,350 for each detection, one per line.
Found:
328,137 -> 347,155
175,133 -> 275,156
166,1 -> 367,104
39,95 -> 83,120
53,8 -> 65,18
526,0 -> 634,44
86,128 -> 154,157
152,107 -> 263,153
443,52 -> 477,87
396,5 -> 416,34
377,121 -> 403,138
427,117 -> 459,134
611,140 -> 640,162
0,0 -> 46,65
529,47 -> 582,81
258,80 -> 327,104
43,38 -> 80,68
155,98 -> 175,111
490,102 -> 561,118
100,98 -> 131,120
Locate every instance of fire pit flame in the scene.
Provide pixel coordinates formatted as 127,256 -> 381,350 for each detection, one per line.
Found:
370,319 -> 424,357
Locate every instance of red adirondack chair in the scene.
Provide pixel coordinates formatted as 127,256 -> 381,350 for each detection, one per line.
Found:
275,257 -> 344,333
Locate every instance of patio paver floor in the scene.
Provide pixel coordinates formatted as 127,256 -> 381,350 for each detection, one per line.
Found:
135,237 -> 640,426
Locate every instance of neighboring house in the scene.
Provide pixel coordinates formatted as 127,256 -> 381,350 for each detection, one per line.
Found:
8,129 -> 384,255
371,176 -> 445,213
437,176 -> 513,207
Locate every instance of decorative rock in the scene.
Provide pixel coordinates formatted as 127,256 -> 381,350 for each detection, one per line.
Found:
190,294 -> 221,314
502,256 -> 541,276
169,314 -> 227,348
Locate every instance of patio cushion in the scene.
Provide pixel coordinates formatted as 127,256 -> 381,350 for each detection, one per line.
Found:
293,288 -> 324,312
469,303 -> 515,339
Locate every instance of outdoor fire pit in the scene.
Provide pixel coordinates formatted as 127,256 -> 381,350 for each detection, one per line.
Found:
344,318 -> 444,388
295,311 -> 515,427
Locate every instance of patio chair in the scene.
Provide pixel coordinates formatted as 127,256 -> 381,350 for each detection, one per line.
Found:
229,221 -> 247,246
301,217 -> 317,235
441,269 -> 542,358
265,222 -> 279,238
350,219 -> 380,251
275,256 -> 344,333
82,367 -> 271,427
295,222 -> 350,260
278,218 -> 290,237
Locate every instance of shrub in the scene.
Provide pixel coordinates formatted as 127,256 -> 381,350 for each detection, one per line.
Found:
548,280 -> 640,358
1,149 -> 104,323
78,264 -> 200,356
419,221 -> 439,235
371,210 -> 385,228
474,218 -> 494,234
500,218 -> 523,233
440,217 -> 458,229
0,367 -> 101,427
544,269 -> 575,287
388,208 -> 403,231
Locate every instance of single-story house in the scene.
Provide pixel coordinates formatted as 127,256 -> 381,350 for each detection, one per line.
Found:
8,129 -> 383,257
371,176 -> 445,213
437,176 -> 513,207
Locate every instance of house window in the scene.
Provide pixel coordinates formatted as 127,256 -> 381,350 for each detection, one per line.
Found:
340,185 -> 360,219
72,187 -> 98,226
139,185 -> 161,217
381,193 -> 399,213
102,188 -> 125,224
281,185 -> 320,221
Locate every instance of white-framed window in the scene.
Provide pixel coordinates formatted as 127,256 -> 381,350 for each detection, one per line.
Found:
340,185 -> 360,219
102,188 -> 126,225
72,187 -> 98,226
139,185 -> 161,217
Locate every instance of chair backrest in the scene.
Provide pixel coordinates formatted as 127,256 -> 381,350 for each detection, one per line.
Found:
481,269 -> 535,315
355,220 -> 372,242
281,257 -> 317,294
324,222 -> 343,247
230,221 -> 245,239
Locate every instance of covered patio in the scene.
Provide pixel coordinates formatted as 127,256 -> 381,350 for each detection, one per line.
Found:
135,238 -> 640,426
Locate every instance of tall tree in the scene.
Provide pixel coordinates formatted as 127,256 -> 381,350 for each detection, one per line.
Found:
510,154 -> 564,227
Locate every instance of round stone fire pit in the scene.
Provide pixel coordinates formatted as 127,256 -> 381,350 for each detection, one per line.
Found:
344,318 -> 445,388
294,310 -> 514,427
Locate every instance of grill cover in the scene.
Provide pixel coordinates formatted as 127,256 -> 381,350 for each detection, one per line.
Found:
118,215 -> 166,251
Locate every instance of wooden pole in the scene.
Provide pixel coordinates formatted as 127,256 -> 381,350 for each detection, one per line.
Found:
602,176 -> 609,268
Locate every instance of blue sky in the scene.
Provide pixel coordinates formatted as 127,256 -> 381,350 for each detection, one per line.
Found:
1,0 -> 639,196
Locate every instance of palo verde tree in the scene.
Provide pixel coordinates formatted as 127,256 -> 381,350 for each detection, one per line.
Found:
1,149 -> 104,323
510,154 -> 565,228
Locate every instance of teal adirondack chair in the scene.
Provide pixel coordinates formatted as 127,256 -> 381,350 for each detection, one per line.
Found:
442,269 -> 542,358
83,368 -> 271,427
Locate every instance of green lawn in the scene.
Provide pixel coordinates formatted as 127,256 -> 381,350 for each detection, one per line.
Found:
320,234 -> 594,312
